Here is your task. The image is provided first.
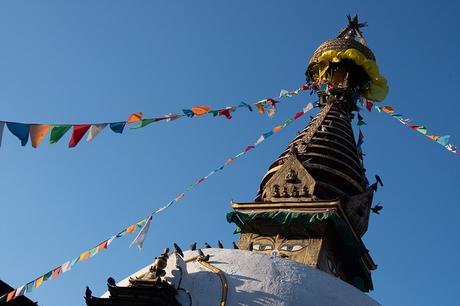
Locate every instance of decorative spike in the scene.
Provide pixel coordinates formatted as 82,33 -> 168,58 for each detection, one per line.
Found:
217,240 -> 224,248
197,249 -> 205,257
204,242 -> 212,248
248,242 -> 253,251
232,242 -> 239,249
189,242 -> 197,251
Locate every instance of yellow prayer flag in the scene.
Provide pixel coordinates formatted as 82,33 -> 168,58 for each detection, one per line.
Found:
191,106 -> 211,116
30,124 -> 50,148
428,135 -> 440,141
125,224 -> 137,234
35,276 -> 44,288
79,251 -> 90,261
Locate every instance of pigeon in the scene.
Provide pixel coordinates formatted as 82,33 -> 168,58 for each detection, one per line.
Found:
232,242 -> 239,249
173,243 -> 184,257
107,277 -> 116,286
204,242 -> 212,248
197,249 -> 205,257
217,240 -> 224,248
85,286 -> 92,299
375,175 -> 384,187
371,204 -> 383,214
369,182 -> 378,192
248,242 -> 253,251
189,242 -> 197,251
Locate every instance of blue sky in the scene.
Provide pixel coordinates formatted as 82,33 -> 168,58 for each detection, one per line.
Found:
0,1 -> 459,305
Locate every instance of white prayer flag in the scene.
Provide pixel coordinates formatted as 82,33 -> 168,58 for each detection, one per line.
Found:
87,124 -> 107,142
15,285 -> 26,298
130,215 -> 153,251
0,121 -> 5,147
304,102 -> 313,113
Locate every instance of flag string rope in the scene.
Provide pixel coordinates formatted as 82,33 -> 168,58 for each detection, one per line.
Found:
0,102 -> 315,304
371,104 -> 459,156
0,82 -> 323,149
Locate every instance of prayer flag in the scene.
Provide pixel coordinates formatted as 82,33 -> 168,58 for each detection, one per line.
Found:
0,294 -> 6,303
416,126 -> 427,135
89,247 -> 98,257
131,118 -> 156,129
107,236 -> 116,247
279,89 -> 291,98
130,215 -> 153,250
218,108 -> 233,119
255,102 -> 265,114
127,112 -> 143,123
6,122 -> 30,146
98,240 -> 108,251
175,193 -> 185,201
30,124 -> 50,148
267,107 -> 276,118
25,282 -> 34,293
69,124 -> 91,148
87,124 -> 107,141
50,125 -> 71,144
6,290 -> 16,302
437,135 -> 451,146
35,276 -> 44,288
79,251 -> 90,261
284,118 -> 294,126
374,106 -> 382,112
109,122 -> 126,134
15,285 -> 25,298
409,124 -> 420,130
273,125 -> 283,133
238,102 -> 253,112
382,106 -> 395,113
428,135 -> 440,141
366,100 -> 373,112
263,131 -> 274,139
125,224 -> 137,234
357,129 -> 364,147
245,146 -> 255,152
165,113 -> 181,122
43,271 -> 53,281
191,106 -> 211,116
254,135 -> 264,146
294,112 -> 304,119
446,144 -> 457,153
357,120 -> 367,126
61,261 -> 72,273
0,121 -> 5,147
53,266 -> 62,279
182,109 -> 194,117
304,102 -> 314,114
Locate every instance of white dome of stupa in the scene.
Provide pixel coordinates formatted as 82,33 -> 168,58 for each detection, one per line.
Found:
105,248 -> 379,306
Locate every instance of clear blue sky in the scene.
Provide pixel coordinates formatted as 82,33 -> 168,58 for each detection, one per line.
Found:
0,1 -> 458,305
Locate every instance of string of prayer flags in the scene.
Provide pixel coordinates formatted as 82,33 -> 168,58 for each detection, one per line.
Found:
376,104 -> 459,156
0,83 -> 320,149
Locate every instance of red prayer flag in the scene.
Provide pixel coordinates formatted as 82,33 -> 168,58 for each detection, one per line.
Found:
294,112 -> 304,119
218,109 -> 232,119
409,124 -> 421,130
69,125 -> 91,148
98,240 -> 108,251
301,85 -> 309,91
366,100 -> 373,112
245,146 -> 255,152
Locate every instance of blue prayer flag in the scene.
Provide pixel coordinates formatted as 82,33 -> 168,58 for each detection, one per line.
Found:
6,122 -> 30,146
109,122 -> 126,134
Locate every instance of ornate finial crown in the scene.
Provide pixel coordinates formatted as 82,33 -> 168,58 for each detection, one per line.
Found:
338,15 -> 368,45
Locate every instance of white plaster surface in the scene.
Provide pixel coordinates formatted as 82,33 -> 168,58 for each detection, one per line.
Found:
103,248 -> 379,306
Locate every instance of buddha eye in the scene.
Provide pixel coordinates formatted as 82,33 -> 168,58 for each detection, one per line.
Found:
253,243 -> 274,251
280,244 -> 304,252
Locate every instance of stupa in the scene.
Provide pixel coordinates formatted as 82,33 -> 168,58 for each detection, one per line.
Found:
85,15 -> 387,306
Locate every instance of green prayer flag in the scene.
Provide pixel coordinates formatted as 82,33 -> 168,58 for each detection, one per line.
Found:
375,106 -> 383,112
357,120 -> 367,126
43,271 -> 53,281
416,126 -> 427,135
89,247 -> 99,257
0,294 -> 6,302
131,118 -> 156,129
136,219 -> 147,228
50,125 -> 72,144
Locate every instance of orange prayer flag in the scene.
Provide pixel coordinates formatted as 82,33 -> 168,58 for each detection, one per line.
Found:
428,135 -> 440,141
35,276 -> 44,288
6,290 -> 16,302
125,224 -> 137,234
30,124 -> 50,148
382,106 -> 395,113
191,106 -> 211,116
79,251 -> 90,261
226,158 -> 234,165
273,125 -> 284,133
53,266 -> 62,279
98,240 -> 108,251
255,103 -> 265,114
127,112 -> 143,123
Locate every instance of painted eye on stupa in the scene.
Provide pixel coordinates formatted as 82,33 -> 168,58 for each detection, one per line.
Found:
253,243 -> 274,251
279,244 -> 305,252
